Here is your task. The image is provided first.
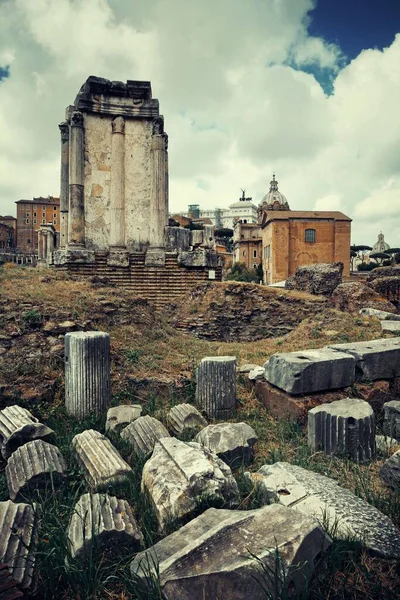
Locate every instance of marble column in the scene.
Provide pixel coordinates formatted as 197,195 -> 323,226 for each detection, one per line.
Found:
68,111 -> 85,247
146,118 -> 168,266
110,116 -> 126,249
59,121 -> 69,248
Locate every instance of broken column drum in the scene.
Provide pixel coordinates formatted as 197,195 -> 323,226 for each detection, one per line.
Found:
308,397 -> 376,462
65,331 -> 110,417
0,405 -> 54,460
0,501 -> 37,589
196,356 -> 236,419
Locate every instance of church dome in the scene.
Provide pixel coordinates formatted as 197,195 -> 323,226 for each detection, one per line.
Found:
259,174 -> 290,211
372,232 -> 390,253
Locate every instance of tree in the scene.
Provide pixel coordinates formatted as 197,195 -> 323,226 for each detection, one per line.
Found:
369,252 -> 390,265
225,263 -> 260,283
214,227 -> 234,252
350,245 -> 372,271
386,248 -> 400,265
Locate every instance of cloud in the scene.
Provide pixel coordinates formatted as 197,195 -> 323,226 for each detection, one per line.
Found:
0,0 -> 399,247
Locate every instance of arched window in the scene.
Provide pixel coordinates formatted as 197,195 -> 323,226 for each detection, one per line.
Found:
305,228 -> 316,243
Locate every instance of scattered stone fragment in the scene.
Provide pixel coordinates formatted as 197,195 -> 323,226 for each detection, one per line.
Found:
130,504 -> 331,600
246,462 -> 400,558
376,435 -> 399,456
194,422 -> 257,469
264,348 -> 355,395
328,338 -> 400,381
0,405 -> 54,460
0,501 -> 37,589
238,363 -> 260,374
166,404 -> 207,437
5,440 -> 66,501
381,321 -> 400,333
72,429 -> 132,491
248,366 -> 265,381
379,450 -> 400,489
120,416 -> 170,458
105,405 -> 142,433
308,398 -> 375,462
359,308 -> 400,321
0,563 -> 23,599
65,331 -> 110,417
67,493 -> 142,559
196,356 -> 236,419
383,401 -> 400,440
142,437 -> 239,530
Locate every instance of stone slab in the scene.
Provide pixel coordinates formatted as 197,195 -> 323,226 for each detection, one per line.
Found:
105,405 -> 142,433
72,429 -> 132,491
67,493 -> 142,558
6,439 -> 66,501
194,422 -> 257,469
381,321 -> 400,333
264,348 -> 355,395
328,338 -> 400,381
247,462 -> 400,558
359,308 -> 400,321
141,437 -> 239,530
0,501 -> 37,589
130,504 -> 331,600
120,415 -> 170,458
0,405 -> 54,460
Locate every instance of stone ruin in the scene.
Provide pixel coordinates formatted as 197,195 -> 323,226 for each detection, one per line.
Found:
48,76 -> 221,306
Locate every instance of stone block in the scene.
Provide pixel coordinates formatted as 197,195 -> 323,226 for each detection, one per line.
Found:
247,462 -> 400,558
383,400 -> 400,440
308,398 -> 375,462
196,356 -> 236,419
359,308 -> 400,320
107,250 -> 129,267
141,437 -> 239,531
166,404 -> 207,437
65,331 -> 110,418
379,450 -> 400,489
248,366 -> 265,381
164,226 -> 190,251
288,262 -> 343,295
178,248 -> 219,268
190,230 -> 203,247
202,225 -> 215,250
0,501 -> 37,589
120,415 -> 170,458
265,348 -> 355,395
145,249 -> 166,267
328,338 -> 400,381
6,439 -> 66,501
194,422 -> 257,469
130,504 -> 331,600
67,493 -> 142,559
105,405 -> 142,433
381,321 -> 400,333
72,429 -> 132,491
254,379 -> 308,420
0,405 -> 54,460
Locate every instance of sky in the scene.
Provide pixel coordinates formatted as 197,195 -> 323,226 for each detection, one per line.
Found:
0,0 -> 399,246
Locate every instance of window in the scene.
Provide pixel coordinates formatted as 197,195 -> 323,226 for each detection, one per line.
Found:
33,212 -> 36,217
54,206 -> 57,210
253,264 -> 257,269
33,219 -> 37,224
253,249 -> 257,258
42,219 -> 46,224
25,218 -> 30,224
264,245 -> 271,259
53,213 -> 57,218
243,250 -> 246,257
42,206 -> 46,211
53,220 -> 57,224
27,239 -> 31,244
26,211 -> 30,217
305,228 -> 316,243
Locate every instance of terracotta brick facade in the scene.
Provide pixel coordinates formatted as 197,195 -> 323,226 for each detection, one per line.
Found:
262,212 -> 351,284
0,223 -> 14,250
15,197 -> 60,254
233,222 -> 262,270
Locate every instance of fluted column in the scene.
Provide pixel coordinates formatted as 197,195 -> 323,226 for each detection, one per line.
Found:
110,116 -> 126,248
68,111 -> 85,247
59,121 -> 70,248
146,118 -> 168,266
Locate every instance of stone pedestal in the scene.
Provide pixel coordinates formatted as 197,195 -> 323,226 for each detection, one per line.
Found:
65,332 -> 110,417
196,356 -> 236,419
308,397 -> 376,462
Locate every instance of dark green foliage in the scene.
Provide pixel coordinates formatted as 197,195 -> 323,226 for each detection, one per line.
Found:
357,262 -> 377,271
226,262 -> 261,283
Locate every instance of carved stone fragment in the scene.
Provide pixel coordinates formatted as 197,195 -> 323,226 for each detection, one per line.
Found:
67,493 -> 142,559
166,404 -> 207,437
72,429 -> 132,490
308,398 -> 376,462
0,405 -> 54,460
5,440 -> 66,501
130,504 -> 331,600
141,437 -> 239,531
196,356 -> 236,419
195,422 -> 257,469
105,405 -> 142,433
65,332 -> 110,418
0,501 -> 37,589
247,462 -> 400,558
120,416 -> 170,458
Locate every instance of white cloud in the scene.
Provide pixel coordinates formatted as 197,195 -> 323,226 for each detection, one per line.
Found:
0,0 -> 399,246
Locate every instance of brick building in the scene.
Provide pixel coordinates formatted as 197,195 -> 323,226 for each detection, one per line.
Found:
0,216 -> 16,249
233,222 -> 262,270
15,197 -> 60,253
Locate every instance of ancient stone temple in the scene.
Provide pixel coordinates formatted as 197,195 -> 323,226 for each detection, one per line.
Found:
52,76 -> 220,305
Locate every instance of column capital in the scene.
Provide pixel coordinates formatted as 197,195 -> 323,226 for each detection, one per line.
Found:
71,111 -> 84,127
59,121 -> 70,142
112,116 -> 125,134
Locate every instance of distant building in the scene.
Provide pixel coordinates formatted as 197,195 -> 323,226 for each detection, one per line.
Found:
0,216 -> 16,250
181,191 -> 258,229
372,232 -> 390,253
15,197 -> 60,254
233,222 -> 262,270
